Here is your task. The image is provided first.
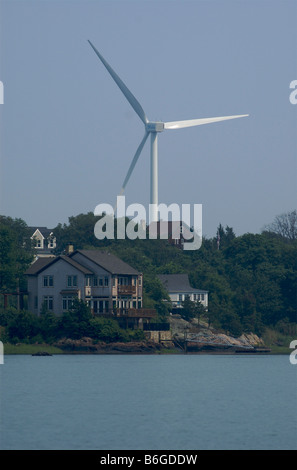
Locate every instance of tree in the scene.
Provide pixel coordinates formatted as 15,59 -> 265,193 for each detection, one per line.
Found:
143,274 -> 171,317
0,217 -> 34,301
60,299 -> 92,339
52,212 -> 108,254
89,317 -> 129,343
215,224 -> 236,249
6,310 -> 40,342
263,210 -> 297,241
181,295 -> 196,321
0,226 -> 16,291
194,301 -> 206,326
39,310 -> 59,342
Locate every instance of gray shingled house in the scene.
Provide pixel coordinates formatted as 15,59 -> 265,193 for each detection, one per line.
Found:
25,249 -> 145,317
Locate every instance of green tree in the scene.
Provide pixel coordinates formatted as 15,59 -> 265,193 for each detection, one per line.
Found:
7,310 -> 40,342
143,274 -> 171,317
53,212 -> 103,253
39,310 -> 59,342
89,317 -> 129,343
60,299 -> 92,339
0,217 -> 34,298
181,295 -> 196,321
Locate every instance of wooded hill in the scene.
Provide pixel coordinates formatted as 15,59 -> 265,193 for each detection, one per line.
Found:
0,211 -> 296,338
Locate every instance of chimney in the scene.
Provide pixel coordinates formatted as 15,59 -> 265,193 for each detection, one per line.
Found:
66,244 -> 74,255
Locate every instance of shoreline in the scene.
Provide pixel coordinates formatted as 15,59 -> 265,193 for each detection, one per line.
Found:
2,341 -> 289,356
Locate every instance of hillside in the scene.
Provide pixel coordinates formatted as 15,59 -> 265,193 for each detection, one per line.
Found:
0,212 -> 296,346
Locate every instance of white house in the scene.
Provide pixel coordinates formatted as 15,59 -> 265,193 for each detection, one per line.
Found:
158,274 -> 208,312
30,227 -> 57,258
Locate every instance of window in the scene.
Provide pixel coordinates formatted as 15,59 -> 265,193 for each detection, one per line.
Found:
48,238 -> 55,248
67,275 -> 77,287
34,296 -> 38,309
43,275 -> 54,287
43,296 -> 53,311
62,295 -> 75,311
93,276 -> 108,287
85,275 -> 92,287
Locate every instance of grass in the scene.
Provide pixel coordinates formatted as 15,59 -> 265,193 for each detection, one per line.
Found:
3,343 -> 64,355
267,344 -> 293,354
262,327 -> 296,354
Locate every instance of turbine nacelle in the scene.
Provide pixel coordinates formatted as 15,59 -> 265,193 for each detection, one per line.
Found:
146,122 -> 165,133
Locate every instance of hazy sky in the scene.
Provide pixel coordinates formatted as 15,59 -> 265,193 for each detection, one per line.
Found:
0,0 -> 296,238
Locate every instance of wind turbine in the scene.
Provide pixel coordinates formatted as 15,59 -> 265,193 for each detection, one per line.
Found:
88,40 -> 248,223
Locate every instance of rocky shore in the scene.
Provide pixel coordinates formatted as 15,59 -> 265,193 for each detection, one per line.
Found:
53,337 -> 164,354
51,315 -> 269,354
168,315 -> 268,353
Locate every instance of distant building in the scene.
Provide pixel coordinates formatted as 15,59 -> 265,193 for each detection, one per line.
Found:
29,227 -> 57,258
25,249 -> 155,326
147,221 -> 194,249
158,274 -> 208,313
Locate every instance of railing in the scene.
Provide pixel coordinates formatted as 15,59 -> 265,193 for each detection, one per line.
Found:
115,308 -> 156,317
117,285 -> 136,295
93,308 -> 156,318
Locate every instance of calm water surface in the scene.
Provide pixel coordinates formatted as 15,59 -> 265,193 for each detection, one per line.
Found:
0,354 -> 296,450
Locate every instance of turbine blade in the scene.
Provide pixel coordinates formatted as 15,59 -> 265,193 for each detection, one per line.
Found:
121,131 -> 150,194
88,40 -> 148,125
164,114 -> 249,130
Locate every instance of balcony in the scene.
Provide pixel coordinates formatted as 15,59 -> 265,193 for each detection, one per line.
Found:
117,285 -> 136,295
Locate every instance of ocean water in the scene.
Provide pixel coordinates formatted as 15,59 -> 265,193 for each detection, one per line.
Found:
0,353 -> 296,450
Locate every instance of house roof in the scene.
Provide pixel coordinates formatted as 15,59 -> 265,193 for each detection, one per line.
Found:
158,274 -> 208,293
70,250 -> 140,275
25,257 -> 55,275
29,227 -> 54,238
25,255 -> 93,276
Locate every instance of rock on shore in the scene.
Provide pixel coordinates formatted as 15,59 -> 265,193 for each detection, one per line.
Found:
53,337 -> 163,354
168,315 -> 264,350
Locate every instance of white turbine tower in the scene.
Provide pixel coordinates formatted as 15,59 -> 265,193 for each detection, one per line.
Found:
88,40 -> 248,223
